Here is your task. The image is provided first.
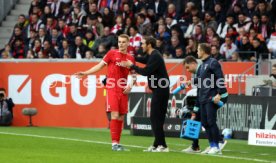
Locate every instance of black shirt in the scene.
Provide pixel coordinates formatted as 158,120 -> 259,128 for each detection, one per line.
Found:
131,50 -> 170,90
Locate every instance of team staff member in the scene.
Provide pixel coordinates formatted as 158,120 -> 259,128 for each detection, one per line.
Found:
121,37 -> 170,152
75,34 -> 137,151
197,43 -> 228,155
182,56 -> 227,153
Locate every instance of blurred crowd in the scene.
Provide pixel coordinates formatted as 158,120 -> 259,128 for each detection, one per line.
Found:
0,0 -> 276,61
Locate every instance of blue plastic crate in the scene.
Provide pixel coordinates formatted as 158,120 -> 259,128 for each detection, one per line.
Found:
180,120 -> 201,140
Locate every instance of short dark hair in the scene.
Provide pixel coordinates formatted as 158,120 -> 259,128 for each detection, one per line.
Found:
273,64 -> 276,68
0,88 -> 6,92
138,13 -> 146,20
144,37 -> 156,48
198,43 -> 211,54
183,56 -> 198,64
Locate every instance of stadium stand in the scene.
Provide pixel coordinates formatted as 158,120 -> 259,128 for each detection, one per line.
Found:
0,0 -> 275,61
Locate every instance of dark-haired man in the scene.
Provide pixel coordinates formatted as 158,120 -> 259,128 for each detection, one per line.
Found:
121,37 -> 170,152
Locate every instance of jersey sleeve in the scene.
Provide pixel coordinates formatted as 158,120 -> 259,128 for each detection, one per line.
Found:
102,50 -> 113,65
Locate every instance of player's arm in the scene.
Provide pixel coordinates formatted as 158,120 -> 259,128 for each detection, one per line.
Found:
75,61 -> 106,79
135,55 -> 149,64
131,54 -> 161,76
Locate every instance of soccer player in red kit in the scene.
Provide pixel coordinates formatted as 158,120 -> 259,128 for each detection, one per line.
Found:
75,34 -> 136,151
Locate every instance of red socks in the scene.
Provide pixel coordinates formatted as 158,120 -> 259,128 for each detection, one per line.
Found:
110,119 -> 123,144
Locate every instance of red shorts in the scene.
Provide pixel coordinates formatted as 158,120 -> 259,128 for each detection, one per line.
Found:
106,91 -> 128,114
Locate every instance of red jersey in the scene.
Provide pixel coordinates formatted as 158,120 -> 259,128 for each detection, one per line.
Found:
103,49 -> 135,93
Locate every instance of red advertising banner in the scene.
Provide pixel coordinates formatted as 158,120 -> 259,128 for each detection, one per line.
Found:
0,61 -> 254,127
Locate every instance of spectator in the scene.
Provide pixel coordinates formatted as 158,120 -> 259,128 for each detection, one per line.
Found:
42,40 -> 59,58
66,23 -> 83,45
121,3 -> 133,19
162,51 -> 172,59
9,26 -> 26,47
267,23 -> 276,58
26,49 -> 35,59
26,29 -> 38,50
174,46 -> 185,59
122,16 -> 135,34
235,27 -> 247,48
41,5 -> 53,25
87,2 -> 102,18
29,0 -> 43,15
58,18 -> 70,37
102,7 -> 115,28
230,52 -> 242,62
167,36 -> 184,58
156,37 -> 165,54
46,16 -> 58,34
211,45 -> 225,61
205,27 -> 218,44
191,25 -> 205,43
233,12 -> 251,32
128,26 -> 143,55
82,30 -> 95,50
95,44 -> 107,58
165,15 -> 177,30
250,14 -> 261,33
260,14 -> 272,40
0,51 -> 11,59
51,0 -> 63,17
166,3 -> 177,19
185,15 -> 202,38
214,3 -> 225,25
156,24 -> 170,43
245,0 -> 256,19
203,11 -> 218,32
11,38 -> 25,58
85,50 -> 95,59
219,36 -> 237,60
59,39 -> 75,58
210,36 -> 221,48
0,44 -> 13,59
38,28 -> 50,47
14,15 -> 29,36
33,39 -> 42,57
171,26 -> 184,44
92,26 -> 117,54
193,0 -> 214,16
217,14 -> 235,39
89,14 -> 104,38
148,0 -> 167,19
50,28 -> 63,50
251,38 -> 269,60
111,15 -> 123,34
256,0 -> 270,16
238,35 -> 254,61
249,28 -> 265,44
71,5 -> 86,30
226,26 -> 239,41
60,3 -> 72,24
73,36 -> 89,59
28,13 -> 44,33
0,88 -> 15,126
185,38 -> 198,58
137,13 -> 152,36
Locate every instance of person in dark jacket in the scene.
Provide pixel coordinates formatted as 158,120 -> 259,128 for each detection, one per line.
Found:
0,88 -> 15,126
120,37 -> 170,152
196,43 -> 228,155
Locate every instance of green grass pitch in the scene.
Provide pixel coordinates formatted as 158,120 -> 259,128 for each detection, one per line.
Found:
0,127 -> 275,163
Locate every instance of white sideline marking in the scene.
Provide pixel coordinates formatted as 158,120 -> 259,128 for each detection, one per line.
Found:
0,132 -> 274,163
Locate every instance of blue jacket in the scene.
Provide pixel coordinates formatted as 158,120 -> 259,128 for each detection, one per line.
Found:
197,56 -> 227,104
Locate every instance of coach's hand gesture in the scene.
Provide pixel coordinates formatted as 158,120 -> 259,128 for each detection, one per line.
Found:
120,60 -> 133,68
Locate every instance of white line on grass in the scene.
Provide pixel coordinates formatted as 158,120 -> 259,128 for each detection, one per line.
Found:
0,131 -> 274,163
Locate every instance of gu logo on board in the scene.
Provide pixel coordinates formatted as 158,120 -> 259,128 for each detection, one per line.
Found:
8,75 -> 32,104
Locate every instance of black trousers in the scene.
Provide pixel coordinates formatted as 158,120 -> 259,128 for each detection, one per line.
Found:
150,88 -> 169,148
200,102 -> 220,144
